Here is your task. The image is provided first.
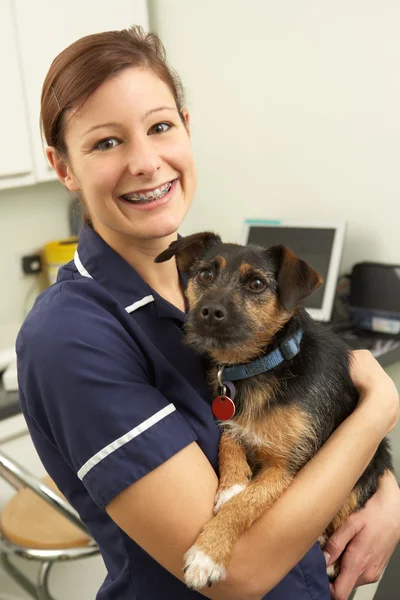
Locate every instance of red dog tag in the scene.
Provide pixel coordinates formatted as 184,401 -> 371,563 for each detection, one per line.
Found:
212,395 -> 236,420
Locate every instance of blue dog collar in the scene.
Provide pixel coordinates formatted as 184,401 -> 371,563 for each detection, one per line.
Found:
221,329 -> 303,383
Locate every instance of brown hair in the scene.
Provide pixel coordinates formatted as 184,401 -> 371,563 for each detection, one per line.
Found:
41,25 -> 186,156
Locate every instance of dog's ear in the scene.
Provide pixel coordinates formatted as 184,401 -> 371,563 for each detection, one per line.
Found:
155,232 -> 222,273
269,245 -> 323,311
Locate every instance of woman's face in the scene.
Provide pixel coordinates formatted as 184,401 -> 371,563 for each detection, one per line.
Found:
53,68 -> 197,244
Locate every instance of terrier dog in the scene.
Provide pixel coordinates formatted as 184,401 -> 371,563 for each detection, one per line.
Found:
155,232 -> 393,590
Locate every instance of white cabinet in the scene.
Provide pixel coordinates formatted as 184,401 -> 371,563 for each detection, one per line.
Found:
0,0 -> 149,188
0,1 -> 34,190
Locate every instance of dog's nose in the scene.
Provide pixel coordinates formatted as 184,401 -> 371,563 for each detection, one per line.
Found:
200,303 -> 227,325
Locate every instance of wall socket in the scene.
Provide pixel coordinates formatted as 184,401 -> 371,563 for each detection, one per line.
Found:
21,253 -> 42,275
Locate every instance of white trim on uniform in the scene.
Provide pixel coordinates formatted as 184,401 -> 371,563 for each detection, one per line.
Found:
74,250 -> 93,279
74,250 -> 155,313
77,404 -> 177,480
125,295 -> 155,313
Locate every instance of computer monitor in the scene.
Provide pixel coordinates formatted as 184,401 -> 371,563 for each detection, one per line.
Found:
242,219 -> 347,321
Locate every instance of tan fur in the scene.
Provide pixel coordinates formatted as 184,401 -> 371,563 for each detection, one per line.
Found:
218,432 -> 252,490
216,255 -> 227,270
210,296 -> 290,364
234,403 -> 317,469
325,489 -> 360,538
238,263 -> 275,286
194,463 -> 294,568
185,279 -> 197,310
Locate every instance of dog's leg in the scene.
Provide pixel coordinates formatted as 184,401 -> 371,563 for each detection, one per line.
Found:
214,432 -> 252,514
184,463 -> 293,590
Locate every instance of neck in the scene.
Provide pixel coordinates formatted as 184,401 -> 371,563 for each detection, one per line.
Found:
269,308 -> 310,350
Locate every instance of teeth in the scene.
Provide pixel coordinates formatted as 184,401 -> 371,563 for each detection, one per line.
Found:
122,182 -> 172,203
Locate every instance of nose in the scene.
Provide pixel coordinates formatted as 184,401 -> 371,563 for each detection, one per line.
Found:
127,136 -> 161,179
200,303 -> 227,326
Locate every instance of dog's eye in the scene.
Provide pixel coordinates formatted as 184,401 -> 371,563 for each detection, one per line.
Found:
248,277 -> 266,292
198,269 -> 214,283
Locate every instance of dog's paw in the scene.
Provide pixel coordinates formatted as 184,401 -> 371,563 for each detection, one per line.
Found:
327,561 -> 340,582
183,545 -> 226,589
214,483 -> 247,514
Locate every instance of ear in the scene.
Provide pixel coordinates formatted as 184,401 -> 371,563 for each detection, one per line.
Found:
270,245 -> 323,311
46,147 -> 81,192
180,107 -> 191,136
155,231 -> 222,272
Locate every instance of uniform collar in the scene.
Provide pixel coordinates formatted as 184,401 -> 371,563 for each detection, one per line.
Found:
73,225 -> 188,322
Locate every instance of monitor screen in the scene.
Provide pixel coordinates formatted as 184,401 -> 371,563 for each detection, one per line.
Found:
243,221 -> 347,321
246,226 -> 336,309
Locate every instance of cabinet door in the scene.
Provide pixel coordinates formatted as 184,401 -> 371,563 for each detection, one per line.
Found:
13,0 -> 149,183
0,0 -> 34,189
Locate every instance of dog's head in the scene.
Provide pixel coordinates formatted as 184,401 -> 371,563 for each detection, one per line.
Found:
155,232 -> 322,364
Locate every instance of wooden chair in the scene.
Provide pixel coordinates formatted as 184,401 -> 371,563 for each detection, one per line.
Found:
0,450 -> 99,600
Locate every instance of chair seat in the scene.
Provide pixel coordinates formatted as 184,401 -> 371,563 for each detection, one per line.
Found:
0,476 -> 91,549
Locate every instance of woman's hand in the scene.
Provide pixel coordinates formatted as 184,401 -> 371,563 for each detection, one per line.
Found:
350,350 -> 399,434
324,470 -> 400,600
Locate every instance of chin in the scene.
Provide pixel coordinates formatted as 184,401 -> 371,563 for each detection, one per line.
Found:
151,212 -> 188,239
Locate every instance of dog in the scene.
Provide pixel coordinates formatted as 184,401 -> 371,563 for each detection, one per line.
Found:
155,231 -> 393,591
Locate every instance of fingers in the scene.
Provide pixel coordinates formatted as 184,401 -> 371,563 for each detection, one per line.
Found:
324,516 -> 364,564
330,539 -> 370,600
350,350 -> 398,399
355,563 -> 385,587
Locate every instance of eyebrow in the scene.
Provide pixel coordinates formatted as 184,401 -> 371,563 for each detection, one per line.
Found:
82,106 -> 177,137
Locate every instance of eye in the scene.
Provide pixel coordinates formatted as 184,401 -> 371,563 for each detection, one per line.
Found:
149,122 -> 172,135
94,137 -> 120,151
248,277 -> 266,292
198,269 -> 214,284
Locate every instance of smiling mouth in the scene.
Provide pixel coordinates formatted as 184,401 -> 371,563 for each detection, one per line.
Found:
120,180 -> 174,204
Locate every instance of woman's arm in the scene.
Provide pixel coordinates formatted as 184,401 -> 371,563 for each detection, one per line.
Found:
106,351 -> 399,600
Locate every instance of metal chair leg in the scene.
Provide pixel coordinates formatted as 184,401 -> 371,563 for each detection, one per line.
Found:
0,551 -> 39,599
37,561 -> 56,600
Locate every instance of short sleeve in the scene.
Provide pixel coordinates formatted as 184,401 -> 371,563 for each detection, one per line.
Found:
17,281 -> 198,508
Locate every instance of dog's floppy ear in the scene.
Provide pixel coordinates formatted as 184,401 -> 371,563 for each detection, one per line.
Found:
155,232 -> 222,273
270,245 -> 323,311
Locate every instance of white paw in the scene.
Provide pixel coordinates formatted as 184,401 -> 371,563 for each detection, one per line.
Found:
326,564 -> 337,579
214,483 -> 247,514
183,545 -> 226,589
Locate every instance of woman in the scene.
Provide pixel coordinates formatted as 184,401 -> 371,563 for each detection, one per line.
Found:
17,26 -> 400,600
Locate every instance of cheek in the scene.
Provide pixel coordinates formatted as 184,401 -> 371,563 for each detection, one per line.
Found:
83,157 -> 124,195
167,137 -> 196,177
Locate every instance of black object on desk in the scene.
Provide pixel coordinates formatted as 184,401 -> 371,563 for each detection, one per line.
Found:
0,386 -> 20,421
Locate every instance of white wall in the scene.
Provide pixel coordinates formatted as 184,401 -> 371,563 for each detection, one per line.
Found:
0,182 -> 70,328
149,0 -> 400,275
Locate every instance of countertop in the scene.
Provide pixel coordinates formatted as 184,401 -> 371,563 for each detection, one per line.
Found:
0,386 -> 20,421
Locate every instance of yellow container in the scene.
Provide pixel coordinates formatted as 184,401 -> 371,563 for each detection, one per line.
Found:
42,237 -> 78,285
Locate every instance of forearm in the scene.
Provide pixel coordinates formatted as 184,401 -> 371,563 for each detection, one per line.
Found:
219,404 -> 389,599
